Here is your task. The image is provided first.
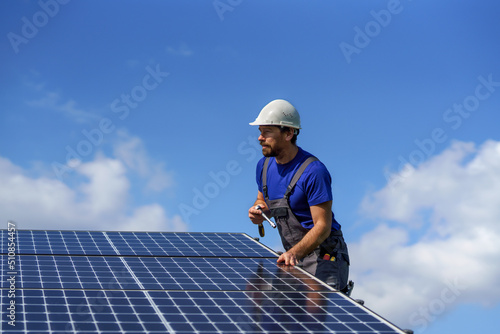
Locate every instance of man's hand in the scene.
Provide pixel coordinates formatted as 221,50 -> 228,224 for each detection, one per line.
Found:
249,191 -> 269,225
248,205 -> 265,225
277,251 -> 298,266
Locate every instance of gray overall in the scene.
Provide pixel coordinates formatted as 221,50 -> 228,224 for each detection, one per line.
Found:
262,156 -> 350,290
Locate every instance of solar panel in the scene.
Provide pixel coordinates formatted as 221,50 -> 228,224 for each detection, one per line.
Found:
104,231 -> 274,258
8,230 -> 276,257
1,256 -> 330,292
1,229 -> 407,333
2,289 -> 404,333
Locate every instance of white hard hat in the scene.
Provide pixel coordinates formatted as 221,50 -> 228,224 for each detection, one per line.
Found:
249,99 -> 301,129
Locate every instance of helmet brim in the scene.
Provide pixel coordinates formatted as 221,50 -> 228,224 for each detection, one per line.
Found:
249,121 -> 300,129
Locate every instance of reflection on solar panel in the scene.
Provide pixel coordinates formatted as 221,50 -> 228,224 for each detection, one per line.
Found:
1,230 -> 407,333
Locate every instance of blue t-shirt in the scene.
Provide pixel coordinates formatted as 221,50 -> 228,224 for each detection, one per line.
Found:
256,147 -> 341,230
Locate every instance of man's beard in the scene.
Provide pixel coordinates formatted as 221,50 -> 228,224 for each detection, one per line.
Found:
261,144 -> 279,157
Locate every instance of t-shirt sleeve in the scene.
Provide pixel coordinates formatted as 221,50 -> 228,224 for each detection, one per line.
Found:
302,161 -> 333,206
256,157 -> 265,193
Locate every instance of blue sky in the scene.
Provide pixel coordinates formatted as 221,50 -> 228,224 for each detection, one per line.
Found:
1,1 -> 499,333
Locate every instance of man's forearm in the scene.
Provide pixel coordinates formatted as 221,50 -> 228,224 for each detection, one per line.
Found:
252,191 -> 268,211
288,221 -> 331,259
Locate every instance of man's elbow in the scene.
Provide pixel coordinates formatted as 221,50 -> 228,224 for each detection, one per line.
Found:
322,222 -> 331,239
316,220 -> 331,242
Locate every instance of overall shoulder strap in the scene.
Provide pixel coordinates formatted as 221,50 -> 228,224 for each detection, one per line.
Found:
284,156 -> 319,199
262,157 -> 271,200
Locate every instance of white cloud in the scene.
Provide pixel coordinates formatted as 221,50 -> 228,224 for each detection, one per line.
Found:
113,130 -> 174,192
0,145 -> 186,232
166,42 -> 194,57
78,154 -> 129,217
351,140 -> 500,332
120,204 -> 187,232
26,91 -> 99,123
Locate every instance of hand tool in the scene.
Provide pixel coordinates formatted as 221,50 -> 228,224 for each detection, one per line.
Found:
255,205 -> 276,228
258,223 -> 265,238
255,205 -> 276,237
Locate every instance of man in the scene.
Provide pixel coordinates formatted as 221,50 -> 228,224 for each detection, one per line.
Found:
248,99 -> 350,291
